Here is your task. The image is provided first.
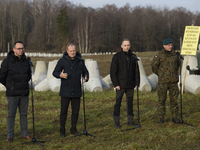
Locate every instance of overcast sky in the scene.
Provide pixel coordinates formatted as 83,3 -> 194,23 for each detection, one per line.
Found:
69,0 -> 199,12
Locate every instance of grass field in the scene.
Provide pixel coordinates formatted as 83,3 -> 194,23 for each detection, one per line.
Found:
0,52 -> 200,150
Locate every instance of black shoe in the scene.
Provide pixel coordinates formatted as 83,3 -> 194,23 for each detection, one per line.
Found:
127,122 -> 136,126
60,134 -> 66,138
60,128 -> 65,137
115,122 -> 121,129
159,118 -> 164,124
172,117 -> 181,123
70,127 -> 81,135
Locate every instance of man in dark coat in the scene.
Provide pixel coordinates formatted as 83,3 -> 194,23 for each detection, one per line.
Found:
0,41 -> 32,142
53,43 -> 89,137
151,38 -> 181,124
110,38 -> 140,128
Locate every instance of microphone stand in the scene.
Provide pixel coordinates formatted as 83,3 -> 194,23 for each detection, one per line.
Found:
179,57 -> 194,126
136,85 -> 141,128
72,60 -> 96,137
80,78 -> 96,137
23,59 -> 46,146
121,57 -> 141,131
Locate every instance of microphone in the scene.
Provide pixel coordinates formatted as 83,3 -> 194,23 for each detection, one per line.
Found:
176,52 -> 184,60
133,54 -> 139,61
27,57 -> 33,67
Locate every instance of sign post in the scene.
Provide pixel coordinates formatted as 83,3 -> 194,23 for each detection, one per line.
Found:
181,26 -> 200,94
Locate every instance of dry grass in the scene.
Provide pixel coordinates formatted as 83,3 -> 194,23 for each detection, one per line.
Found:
0,52 -> 200,150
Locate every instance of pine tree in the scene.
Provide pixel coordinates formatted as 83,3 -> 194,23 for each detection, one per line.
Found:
56,7 -> 69,52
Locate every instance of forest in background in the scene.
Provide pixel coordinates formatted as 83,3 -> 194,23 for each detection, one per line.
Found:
0,0 -> 200,53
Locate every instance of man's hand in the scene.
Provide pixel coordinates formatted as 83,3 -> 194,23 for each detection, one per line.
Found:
115,86 -> 120,91
60,69 -> 68,79
134,86 -> 138,89
83,75 -> 87,83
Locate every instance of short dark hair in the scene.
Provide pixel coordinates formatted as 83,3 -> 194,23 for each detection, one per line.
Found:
66,43 -> 76,50
13,41 -> 24,48
121,38 -> 130,45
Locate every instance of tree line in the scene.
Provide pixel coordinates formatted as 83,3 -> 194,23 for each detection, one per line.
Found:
0,0 -> 199,53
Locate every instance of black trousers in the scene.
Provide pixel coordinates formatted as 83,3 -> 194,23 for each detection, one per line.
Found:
60,97 -> 80,129
113,88 -> 134,117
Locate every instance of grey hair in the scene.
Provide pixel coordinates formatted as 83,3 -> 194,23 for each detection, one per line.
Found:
66,43 -> 76,50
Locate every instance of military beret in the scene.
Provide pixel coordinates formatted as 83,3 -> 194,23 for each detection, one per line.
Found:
163,38 -> 172,45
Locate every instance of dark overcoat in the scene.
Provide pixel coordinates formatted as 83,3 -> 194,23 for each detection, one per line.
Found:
110,49 -> 140,88
53,52 -> 89,98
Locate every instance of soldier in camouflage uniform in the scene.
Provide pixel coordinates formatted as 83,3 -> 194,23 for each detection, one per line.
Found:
151,38 -> 181,123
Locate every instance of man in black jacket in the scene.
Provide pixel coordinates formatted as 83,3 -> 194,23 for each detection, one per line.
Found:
0,41 -> 32,142
53,43 -> 89,137
110,38 -> 140,128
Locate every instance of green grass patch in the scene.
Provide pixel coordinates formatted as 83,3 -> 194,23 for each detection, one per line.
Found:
0,53 -> 200,149
0,90 -> 200,150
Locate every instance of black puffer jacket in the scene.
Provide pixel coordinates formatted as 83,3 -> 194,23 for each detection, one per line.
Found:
0,51 -> 31,96
110,49 -> 140,88
53,52 -> 89,98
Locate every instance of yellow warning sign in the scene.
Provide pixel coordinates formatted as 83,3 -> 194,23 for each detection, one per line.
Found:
181,26 -> 200,55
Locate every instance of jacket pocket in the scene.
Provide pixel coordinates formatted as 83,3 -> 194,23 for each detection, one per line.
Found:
6,80 -> 15,91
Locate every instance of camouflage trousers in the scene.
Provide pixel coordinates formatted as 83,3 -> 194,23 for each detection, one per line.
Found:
157,83 -> 179,118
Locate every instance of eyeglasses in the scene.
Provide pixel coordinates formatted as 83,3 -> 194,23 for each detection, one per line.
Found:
15,48 -> 24,50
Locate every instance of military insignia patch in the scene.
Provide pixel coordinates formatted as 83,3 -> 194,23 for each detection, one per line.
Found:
154,55 -> 157,58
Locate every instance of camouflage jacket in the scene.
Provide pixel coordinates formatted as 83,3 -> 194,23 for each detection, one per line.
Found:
151,49 -> 181,84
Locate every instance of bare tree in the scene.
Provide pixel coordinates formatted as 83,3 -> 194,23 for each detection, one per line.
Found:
0,0 -> 198,52
74,8 -> 97,53
6,0 -> 30,46
0,0 -> 9,52
97,4 -> 121,52
28,0 -> 59,51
